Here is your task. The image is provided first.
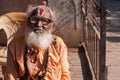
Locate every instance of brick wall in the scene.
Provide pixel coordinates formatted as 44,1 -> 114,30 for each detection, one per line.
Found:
48,0 -> 83,47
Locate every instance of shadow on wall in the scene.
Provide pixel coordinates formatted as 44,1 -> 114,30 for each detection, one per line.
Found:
78,46 -> 92,80
107,36 -> 120,43
106,0 -> 120,42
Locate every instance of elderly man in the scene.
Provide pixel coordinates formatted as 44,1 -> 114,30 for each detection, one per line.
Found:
6,6 -> 71,80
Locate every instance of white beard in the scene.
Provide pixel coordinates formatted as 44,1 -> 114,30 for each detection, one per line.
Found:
25,30 -> 53,50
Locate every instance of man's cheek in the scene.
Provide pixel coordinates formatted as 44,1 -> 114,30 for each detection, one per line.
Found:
44,25 -> 52,30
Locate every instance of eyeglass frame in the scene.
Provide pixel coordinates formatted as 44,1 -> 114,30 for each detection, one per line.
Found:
29,16 -> 53,26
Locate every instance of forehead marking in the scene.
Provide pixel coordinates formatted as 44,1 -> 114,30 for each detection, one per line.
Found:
39,8 -> 44,16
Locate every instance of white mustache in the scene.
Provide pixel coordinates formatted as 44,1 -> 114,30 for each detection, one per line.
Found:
32,27 -> 44,32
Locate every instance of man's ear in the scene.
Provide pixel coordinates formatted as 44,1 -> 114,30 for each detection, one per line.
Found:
50,22 -> 56,33
0,29 -> 7,46
51,22 -> 55,28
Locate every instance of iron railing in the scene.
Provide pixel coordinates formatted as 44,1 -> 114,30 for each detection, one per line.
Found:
81,0 -> 106,80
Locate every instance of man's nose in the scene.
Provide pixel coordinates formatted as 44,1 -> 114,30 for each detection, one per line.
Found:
38,21 -> 42,27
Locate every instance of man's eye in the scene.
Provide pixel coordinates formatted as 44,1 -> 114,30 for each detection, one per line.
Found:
42,21 -> 48,25
41,19 -> 48,22
31,20 -> 37,24
30,17 -> 38,23
41,19 -> 50,24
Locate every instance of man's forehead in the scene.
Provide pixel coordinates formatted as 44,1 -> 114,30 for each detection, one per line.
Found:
39,8 -> 44,16
38,8 -> 52,19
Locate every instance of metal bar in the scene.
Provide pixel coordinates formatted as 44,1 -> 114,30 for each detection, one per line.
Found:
99,0 -> 106,80
81,0 -> 106,80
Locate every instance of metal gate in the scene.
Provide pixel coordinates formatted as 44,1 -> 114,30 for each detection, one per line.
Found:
81,0 -> 106,80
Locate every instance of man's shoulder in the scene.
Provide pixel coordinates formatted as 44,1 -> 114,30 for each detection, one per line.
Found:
0,12 -> 28,23
8,36 -> 25,49
53,35 -> 67,47
53,35 -> 63,43
8,35 -> 25,46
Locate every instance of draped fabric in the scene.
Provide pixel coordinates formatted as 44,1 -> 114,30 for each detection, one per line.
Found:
0,12 -> 28,61
6,35 -> 71,80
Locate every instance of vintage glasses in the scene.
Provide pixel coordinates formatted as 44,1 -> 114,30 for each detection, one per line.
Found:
30,16 -> 53,26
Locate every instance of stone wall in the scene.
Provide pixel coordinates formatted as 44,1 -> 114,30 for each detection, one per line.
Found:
48,0 -> 83,47
0,0 -> 45,15
0,0 -> 29,15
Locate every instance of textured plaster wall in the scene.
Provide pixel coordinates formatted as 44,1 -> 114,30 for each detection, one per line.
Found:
48,0 -> 83,47
0,0 -> 29,15
0,0 -> 45,15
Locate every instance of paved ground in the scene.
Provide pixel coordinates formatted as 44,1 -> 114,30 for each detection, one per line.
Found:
68,47 -> 92,80
106,0 -> 120,80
